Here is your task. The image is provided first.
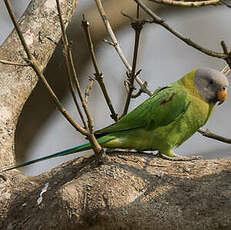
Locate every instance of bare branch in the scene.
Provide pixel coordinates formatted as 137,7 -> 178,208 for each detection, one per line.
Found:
95,0 -> 131,71
56,0 -> 88,128
149,0 -> 221,7
198,129 -> 231,144
3,0 -> 88,136
56,0 -> 94,131
82,16 -> 118,122
63,46 -> 88,128
95,0 -> 152,96
122,6 -> 144,116
0,59 -> 30,66
135,0 -> 228,59
55,0 -> 103,161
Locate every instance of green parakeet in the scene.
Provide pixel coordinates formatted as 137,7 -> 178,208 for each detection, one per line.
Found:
0,68 -> 229,172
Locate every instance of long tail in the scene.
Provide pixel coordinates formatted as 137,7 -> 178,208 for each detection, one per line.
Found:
0,142 -> 91,173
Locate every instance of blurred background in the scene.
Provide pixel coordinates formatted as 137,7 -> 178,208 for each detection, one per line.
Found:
0,0 -> 231,175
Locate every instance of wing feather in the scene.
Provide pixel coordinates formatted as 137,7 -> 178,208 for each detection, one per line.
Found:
95,85 -> 188,137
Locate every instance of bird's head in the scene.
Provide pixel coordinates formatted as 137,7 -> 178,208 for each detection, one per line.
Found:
194,68 -> 229,105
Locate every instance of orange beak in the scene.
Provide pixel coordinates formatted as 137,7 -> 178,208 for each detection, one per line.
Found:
217,89 -> 227,105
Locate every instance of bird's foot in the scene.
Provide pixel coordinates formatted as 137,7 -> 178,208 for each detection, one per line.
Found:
156,152 -> 201,161
106,149 -> 144,156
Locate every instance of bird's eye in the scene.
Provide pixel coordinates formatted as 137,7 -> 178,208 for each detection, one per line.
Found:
222,87 -> 226,91
209,80 -> 213,85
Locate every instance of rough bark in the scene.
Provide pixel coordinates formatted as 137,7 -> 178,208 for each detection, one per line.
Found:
1,155 -> 231,229
1,0 -> 231,229
0,0 -> 79,225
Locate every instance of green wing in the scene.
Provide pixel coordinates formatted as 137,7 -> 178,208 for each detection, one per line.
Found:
95,84 -> 189,136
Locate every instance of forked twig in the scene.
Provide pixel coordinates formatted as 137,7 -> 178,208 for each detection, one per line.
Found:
56,0 -> 93,130
55,0 -> 103,160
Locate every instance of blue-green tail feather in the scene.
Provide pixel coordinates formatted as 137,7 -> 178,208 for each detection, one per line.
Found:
0,142 -> 91,173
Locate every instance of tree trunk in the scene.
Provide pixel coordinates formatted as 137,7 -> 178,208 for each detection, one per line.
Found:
1,154 -> 231,229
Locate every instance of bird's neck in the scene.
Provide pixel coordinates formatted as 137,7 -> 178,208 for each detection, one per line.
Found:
177,68 -> 215,122
177,69 -> 201,99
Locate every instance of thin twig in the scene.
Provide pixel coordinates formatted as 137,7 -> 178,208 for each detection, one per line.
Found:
56,0 -> 95,132
149,0 -> 220,7
4,0 -> 32,61
95,0 -> 152,96
3,0 -> 88,136
82,16 -> 118,122
56,0 -> 88,128
95,0 -> 131,71
0,59 -> 30,66
135,0 -> 228,59
63,46 -> 88,128
198,129 -> 231,144
55,0 -> 103,161
122,5 -> 144,116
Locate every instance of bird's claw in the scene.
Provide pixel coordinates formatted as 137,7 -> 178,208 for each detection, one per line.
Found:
156,152 -> 202,161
